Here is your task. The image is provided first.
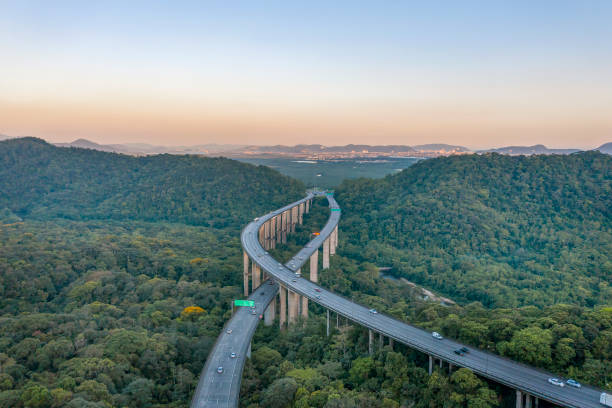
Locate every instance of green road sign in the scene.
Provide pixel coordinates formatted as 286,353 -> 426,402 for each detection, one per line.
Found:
331,208 -> 341,212
234,300 -> 255,307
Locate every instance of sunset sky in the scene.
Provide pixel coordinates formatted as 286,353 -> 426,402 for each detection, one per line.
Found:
1,1 -> 611,149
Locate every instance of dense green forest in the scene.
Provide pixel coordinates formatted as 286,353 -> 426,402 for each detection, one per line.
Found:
335,152 -> 612,308
0,138 -> 304,228
1,139 -> 610,407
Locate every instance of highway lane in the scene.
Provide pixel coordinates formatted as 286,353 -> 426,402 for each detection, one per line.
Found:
242,194 -> 605,408
191,281 -> 278,408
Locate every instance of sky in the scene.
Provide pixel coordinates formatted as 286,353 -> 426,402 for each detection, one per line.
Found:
1,1 -> 611,149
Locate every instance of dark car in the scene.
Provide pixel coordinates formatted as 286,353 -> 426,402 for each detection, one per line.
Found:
454,349 -> 466,356
459,347 -> 469,354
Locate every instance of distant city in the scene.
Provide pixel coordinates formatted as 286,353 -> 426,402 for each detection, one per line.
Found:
1,134 -> 610,158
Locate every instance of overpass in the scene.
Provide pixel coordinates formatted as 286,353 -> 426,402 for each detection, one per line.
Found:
193,192 -> 605,408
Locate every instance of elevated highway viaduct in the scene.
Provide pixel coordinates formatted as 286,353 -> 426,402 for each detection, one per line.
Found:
192,192 -> 605,408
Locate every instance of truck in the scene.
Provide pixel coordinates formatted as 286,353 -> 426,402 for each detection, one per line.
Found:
601,393 -> 612,407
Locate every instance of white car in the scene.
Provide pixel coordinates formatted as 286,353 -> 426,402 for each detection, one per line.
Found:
226,329 -> 232,334
217,366 -> 223,374
369,309 -> 378,314
432,332 -> 443,340
548,378 -> 565,387
230,352 -> 237,359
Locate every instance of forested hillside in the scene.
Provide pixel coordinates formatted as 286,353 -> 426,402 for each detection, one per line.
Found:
0,138 -> 304,228
0,139 -> 305,407
336,152 -> 612,308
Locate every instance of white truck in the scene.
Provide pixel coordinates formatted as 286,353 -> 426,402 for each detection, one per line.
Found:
601,392 -> 612,407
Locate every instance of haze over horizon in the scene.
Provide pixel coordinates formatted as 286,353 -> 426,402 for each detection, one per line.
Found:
1,1 -> 611,149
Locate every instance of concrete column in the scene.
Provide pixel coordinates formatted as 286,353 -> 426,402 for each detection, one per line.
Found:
449,363 -> 453,374
292,206 -> 297,232
326,309 -> 330,336
310,251 -> 318,282
368,329 -> 374,354
279,285 -> 287,329
282,210 -> 288,244
299,202 -> 304,224
389,338 -> 394,349
336,313 -> 339,328
516,390 -> 523,408
252,263 -> 260,290
258,226 -> 265,248
301,295 -> 308,318
264,299 -> 275,326
439,359 -> 442,368
288,290 -> 298,324
276,215 -> 281,243
330,226 -> 337,255
305,199 -> 310,213
379,332 -> 384,349
525,395 -> 532,408
243,252 -> 250,296
429,355 -> 433,375
322,237 -> 330,269
247,342 -> 251,359
535,397 -> 539,408
270,217 -> 276,249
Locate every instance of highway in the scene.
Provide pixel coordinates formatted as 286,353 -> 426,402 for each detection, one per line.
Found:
195,192 -> 606,408
190,281 -> 278,408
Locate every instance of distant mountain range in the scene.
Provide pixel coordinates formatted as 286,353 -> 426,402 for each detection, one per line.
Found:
1,134 -> 610,157
479,144 -> 582,155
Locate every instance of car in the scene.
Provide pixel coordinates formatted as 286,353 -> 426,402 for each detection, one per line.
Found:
292,279 -> 297,282
217,366 -> 223,374
226,329 -> 233,334
260,291 -> 265,295
432,332 -> 443,340
369,309 -> 378,314
459,347 -> 469,354
251,310 -> 257,315
548,378 -> 565,387
294,272 -> 301,277
316,295 -> 321,299
315,288 -> 321,292
454,349 -> 465,356
230,352 -> 237,359
566,379 -> 581,388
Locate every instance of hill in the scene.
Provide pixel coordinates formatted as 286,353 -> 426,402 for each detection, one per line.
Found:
336,152 -> 612,307
480,144 -> 581,155
596,142 -> 612,155
0,137 -> 304,228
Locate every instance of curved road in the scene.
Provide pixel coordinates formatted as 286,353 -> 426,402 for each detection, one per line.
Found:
195,192 -> 605,408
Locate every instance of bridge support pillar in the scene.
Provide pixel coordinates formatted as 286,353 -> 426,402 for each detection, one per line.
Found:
279,285 -> 287,329
305,199 -> 310,213
264,298 -> 275,326
326,309 -> 330,336
534,397 -> 538,408
368,330 -> 374,354
247,342 -> 251,359
310,251 -> 318,282
379,333 -> 384,349
428,355 -> 433,375
288,290 -> 298,324
525,394 -> 532,408
299,202 -> 304,224
322,238 -> 330,269
439,358 -> 442,368
516,390 -> 523,408
301,295 -> 308,319
270,218 -> 276,249
449,363 -> 453,374
282,210 -> 288,244
330,226 -> 337,255
243,252 -> 250,296
252,263 -> 260,290
389,338 -> 394,349
336,312 -> 339,328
